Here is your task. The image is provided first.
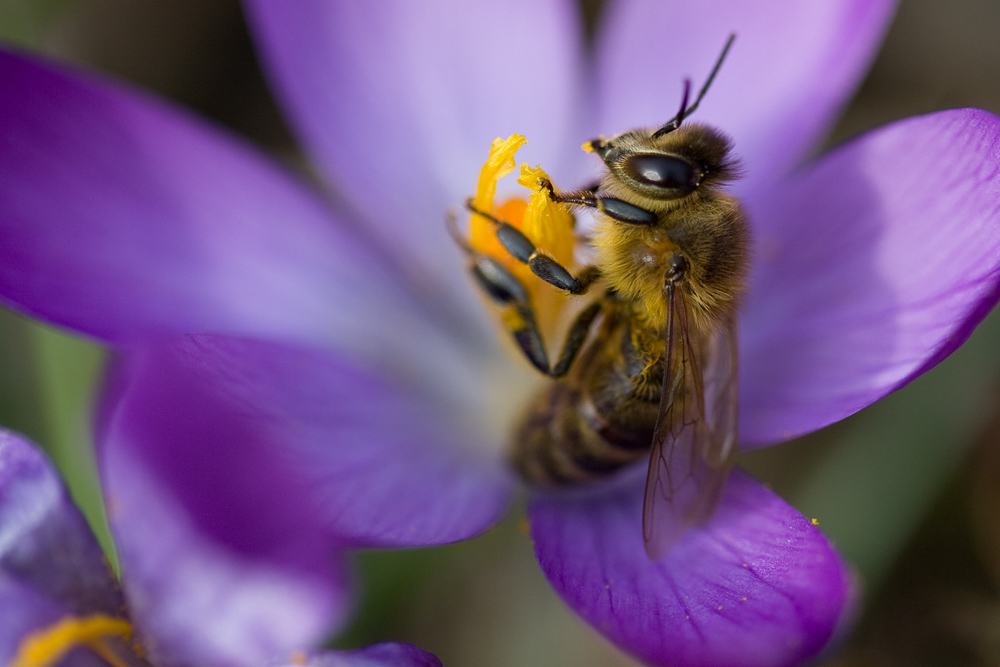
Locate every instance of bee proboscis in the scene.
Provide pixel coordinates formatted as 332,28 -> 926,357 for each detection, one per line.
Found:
452,35 -> 749,559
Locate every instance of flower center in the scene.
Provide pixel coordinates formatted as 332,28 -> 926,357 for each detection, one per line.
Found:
467,134 -> 578,334
10,615 -> 138,667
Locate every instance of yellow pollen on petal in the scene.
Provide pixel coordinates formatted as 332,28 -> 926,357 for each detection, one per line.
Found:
10,615 -> 135,667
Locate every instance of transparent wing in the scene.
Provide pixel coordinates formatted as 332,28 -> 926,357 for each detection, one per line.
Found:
642,285 -> 739,560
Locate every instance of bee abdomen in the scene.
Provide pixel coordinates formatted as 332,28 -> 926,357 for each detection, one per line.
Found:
512,383 -> 655,485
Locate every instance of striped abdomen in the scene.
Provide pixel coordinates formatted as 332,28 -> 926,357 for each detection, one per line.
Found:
511,315 -> 662,485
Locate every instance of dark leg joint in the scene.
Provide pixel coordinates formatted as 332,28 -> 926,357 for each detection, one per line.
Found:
552,301 -> 602,377
470,256 -> 529,305
529,255 -> 584,294
511,308 -> 550,375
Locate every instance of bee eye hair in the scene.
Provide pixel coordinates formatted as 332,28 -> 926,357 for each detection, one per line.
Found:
624,154 -> 699,193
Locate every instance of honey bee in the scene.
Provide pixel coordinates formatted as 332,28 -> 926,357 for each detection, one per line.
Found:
452,36 -> 748,559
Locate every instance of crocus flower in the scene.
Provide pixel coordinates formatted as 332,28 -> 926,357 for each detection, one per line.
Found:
2,1 -> 1000,666
0,428 -> 442,667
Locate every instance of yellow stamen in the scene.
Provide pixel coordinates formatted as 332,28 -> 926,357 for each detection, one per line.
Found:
517,163 -> 574,270
464,135 -> 579,339
9,615 -> 134,667
470,134 -> 527,253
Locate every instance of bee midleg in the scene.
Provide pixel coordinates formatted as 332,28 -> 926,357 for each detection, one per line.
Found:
536,178 -> 659,227
448,209 -> 603,377
468,253 -> 601,377
464,200 -> 599,296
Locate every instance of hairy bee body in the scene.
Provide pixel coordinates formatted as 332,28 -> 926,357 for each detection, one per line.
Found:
513,124 -> 749,487
512,298 -> 662,484
458,36 -> 748,557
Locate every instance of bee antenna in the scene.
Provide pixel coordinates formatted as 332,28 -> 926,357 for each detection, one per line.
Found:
652,33 -> 736,139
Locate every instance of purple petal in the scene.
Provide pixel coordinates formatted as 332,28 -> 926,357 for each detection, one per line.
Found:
272,644 -> 443,667
0,430 -> 122,617
595,0 -> 895,190
530,470 -> 852,667
100,335 -> 514,554
740,108 -> 1000,445
0,579 -> 112,667
0,430 -> 125,665
101,352 -> 355,666
0,48 -> 424,349
244,0 -> 589,295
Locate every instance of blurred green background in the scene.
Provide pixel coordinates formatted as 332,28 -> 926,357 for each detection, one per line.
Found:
2,0 -> 1000,665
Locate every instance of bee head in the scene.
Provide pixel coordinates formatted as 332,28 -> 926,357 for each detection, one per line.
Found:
583,33 -> 738,200
588,125 -> 739,201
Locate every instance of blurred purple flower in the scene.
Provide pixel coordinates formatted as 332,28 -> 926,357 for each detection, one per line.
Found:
1,0 -> 1000,666
0,429 -> 441,667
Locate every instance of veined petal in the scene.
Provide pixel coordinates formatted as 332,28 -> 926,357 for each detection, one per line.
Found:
530,471 -> 853,667
740,108 -> 1000,445
101,349 -> 354,666
100,336 -> 515,555
244,0 -> 589,301
0,430 -> 126,666
273,644 -> 443,667
0,431 -> 121,615
0,48 -> 422,351
595,0 -> 895,195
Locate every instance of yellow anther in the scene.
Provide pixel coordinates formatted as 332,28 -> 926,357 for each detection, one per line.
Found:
465,135 -> 579,336
517,164 -> 574,269
472,134 -> 527,219
9,615 -> 134,667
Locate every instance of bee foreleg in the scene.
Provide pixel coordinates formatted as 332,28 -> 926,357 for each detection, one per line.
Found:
466,201 -> 599,295
537,179 -> 658,226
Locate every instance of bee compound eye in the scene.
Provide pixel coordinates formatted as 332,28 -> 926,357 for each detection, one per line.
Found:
625,154 -> 699,193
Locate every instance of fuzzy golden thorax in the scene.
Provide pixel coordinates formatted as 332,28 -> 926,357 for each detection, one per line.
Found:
589,122 -> 749,334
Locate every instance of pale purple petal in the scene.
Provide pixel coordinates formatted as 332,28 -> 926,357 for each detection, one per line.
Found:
100,336 -> 515,553
596,0 -> 895,195
101,352 -> 354,666
0,49 -> 432,351
0,579 -> 114,667
741,108 -> 1000,445
272,644 -> 443,667
244,0 -> 589,298
0,429 -> 122,618
530,470 -> 852,667
0,430 -> 125,665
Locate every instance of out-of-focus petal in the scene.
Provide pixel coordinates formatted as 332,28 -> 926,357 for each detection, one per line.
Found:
272,644 -> 443,667
530,470 -> 852,667
101,335 -> 515,558
740,108 -> 1000,445
0,48 -> 435,353
101,352 -> 353,666
244,0 -> 589,300
0,429 -> 122,618
0,430 -> 125,665
595,0 -> 895,194
0,580 -> 112,667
